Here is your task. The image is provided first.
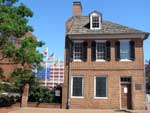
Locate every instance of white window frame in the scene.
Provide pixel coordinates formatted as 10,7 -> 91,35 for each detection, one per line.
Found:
94,76 -> 108,99
73,40 -> 83,62
119,40 -> 131,62
71,76 -> 84,98
90,13 -> 101,30
95,40 -> 107,62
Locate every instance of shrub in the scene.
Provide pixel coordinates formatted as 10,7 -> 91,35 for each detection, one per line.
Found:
0,96 -> 15,107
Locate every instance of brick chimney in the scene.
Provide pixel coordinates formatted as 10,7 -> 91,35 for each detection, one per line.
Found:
73,1 -> 82,16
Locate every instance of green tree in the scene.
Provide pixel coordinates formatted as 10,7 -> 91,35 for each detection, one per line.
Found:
146,59 -> 150,93
0,0 -> 45,107
10,37 -> 44,107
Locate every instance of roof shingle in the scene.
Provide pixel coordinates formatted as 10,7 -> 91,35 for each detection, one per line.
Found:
67,16 -> 148,35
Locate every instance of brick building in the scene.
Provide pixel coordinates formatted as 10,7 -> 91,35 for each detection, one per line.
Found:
62,2 -> 149,109
0,32 -> 35,79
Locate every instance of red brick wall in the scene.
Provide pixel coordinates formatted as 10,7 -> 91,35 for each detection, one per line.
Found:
62,38 -> 145,109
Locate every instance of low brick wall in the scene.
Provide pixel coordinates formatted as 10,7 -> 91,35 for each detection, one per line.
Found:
12,102 -> 61,108
28,102 -> 61,108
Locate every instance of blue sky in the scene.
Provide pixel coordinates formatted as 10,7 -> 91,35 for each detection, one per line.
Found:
19,0 -> 150,62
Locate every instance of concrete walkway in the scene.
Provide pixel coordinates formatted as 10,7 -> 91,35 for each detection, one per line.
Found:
8,108 -> 150,113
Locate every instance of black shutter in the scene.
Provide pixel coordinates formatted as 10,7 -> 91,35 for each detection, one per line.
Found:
83,41 -> 87,62
130,40 -> 135,61
115,41 -> 120,61
106,41 -> 111,61
70,40 -> 73,62
91,41 -> 96,61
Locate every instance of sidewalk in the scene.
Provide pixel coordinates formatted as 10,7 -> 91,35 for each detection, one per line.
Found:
8,108 -> 150,113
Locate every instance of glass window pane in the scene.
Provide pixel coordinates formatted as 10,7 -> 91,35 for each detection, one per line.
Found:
73,42 -> 83,60
120,41 -> 130,59
96,77 -> 107,97
92,16 -> 99,28
73,77 -> 83,96
96,42 -> 106,60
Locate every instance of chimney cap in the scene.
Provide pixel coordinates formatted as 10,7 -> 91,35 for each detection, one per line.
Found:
73,1 -> 82,9
73,1 -> 81,4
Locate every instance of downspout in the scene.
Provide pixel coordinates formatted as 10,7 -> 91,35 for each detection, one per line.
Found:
66,38 -> 71,109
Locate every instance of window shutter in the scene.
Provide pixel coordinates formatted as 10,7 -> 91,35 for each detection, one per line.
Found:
70,40 -> 73,62
115,41 -> 120,61
83,41 -> 87,62
106,41 -> 111,61
130,41 -> 135,61
91,41 -> 96,61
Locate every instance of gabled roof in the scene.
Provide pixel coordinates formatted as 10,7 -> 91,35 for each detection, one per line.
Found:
66,16 -> 149,39
89,10 -> 102,16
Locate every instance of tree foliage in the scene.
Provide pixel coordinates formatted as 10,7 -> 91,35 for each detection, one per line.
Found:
0,0 -> 33,37
0,0 -> 45,106
146,59 -> 150,93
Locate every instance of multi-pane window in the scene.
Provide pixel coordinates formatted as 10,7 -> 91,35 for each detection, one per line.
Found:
72,76 -> 83,97
73,42 -> 83,61
95,77 -> 107,97
92,16 -> 99,28
120,41 -> 130,60
121,77 -> 131,83
96,42 -> 106,60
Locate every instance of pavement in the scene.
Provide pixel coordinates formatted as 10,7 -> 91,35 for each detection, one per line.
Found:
7,108 -> 150,113
0,107 -> 20,113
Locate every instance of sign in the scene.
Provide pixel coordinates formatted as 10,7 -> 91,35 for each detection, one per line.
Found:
124,87 -> 128,93
135,84 -> 142,90
55,90 -> 60,96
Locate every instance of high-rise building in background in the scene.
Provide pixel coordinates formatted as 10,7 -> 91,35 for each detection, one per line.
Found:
37,61 -> 64,89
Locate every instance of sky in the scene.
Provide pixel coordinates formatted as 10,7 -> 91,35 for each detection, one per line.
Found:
18,0 -> 150,62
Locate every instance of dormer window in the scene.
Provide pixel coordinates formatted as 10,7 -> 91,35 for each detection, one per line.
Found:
90,11 -> 102,30
92,16 -> 100,28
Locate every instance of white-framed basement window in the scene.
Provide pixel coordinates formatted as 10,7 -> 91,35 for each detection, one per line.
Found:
94,76 -> 107,99
71,76 -> 84,98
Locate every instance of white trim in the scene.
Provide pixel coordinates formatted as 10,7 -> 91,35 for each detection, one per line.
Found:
119,77 -> 121,109
73,59 -> 82,62
90,13 -> 101,30
71,76 -> 84,98
94,97 -> 108,99
94,76 -> 108,98
119,59 -> 132,62
96,59 -> 106,62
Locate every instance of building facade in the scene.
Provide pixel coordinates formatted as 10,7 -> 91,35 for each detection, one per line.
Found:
62,2 -> 149,109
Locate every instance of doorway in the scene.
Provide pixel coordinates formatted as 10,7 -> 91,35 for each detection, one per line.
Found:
120,77 -> 132,109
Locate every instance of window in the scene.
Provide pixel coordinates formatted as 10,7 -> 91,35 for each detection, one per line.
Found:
8,37 -> 16,44
92,16 -> 99,28
121,77 -> 131,83
120,40 -> 130,60
94,77 -> 107,98
96,42 -> 106,60
73,42 -> 83,61
115,40 -> 135,61
90,11 -> 102,30
71,76 -> 83,97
